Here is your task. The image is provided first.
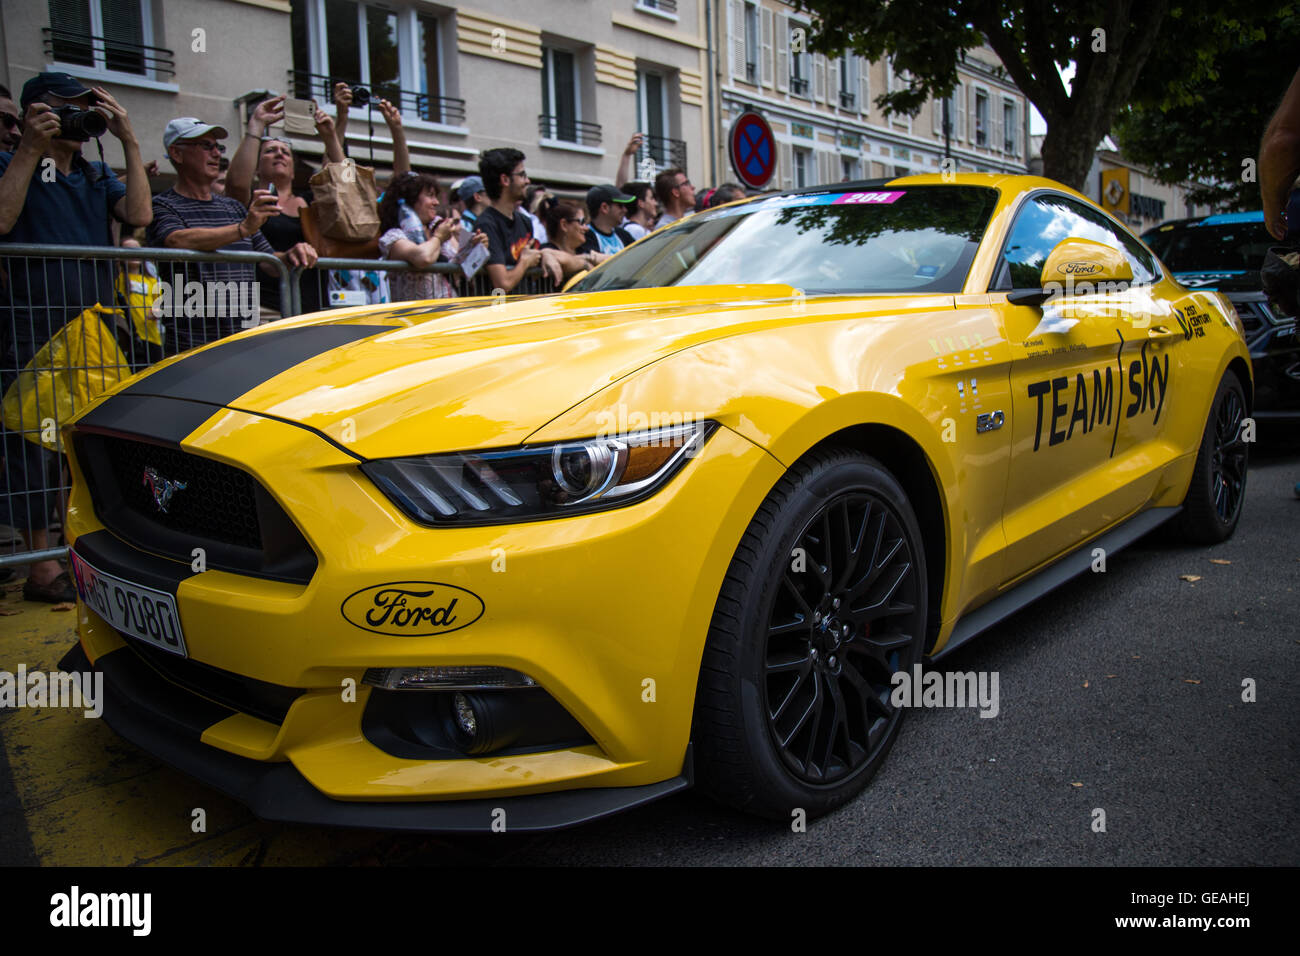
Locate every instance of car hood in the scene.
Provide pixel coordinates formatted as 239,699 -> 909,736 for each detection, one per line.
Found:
124,285 -> 950,459
1173,269 -> 1260,292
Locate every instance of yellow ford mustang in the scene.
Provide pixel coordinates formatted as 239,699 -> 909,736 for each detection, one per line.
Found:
60,175 -> 1252,830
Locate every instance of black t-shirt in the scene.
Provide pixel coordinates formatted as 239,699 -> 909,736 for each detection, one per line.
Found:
577,225 -> 635,256
477,205 -> 535,268
258,188 -> 319,314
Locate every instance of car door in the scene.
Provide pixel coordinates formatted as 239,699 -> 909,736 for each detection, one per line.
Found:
992,192 -> 1170,583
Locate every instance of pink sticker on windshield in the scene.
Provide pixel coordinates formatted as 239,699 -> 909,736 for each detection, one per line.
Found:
831,191 -> 906,205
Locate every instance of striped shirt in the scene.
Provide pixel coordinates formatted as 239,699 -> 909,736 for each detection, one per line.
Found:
147,189 -> 276,353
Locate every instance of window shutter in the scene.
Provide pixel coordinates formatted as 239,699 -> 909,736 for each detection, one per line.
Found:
775,16 -> 789,92
932,94 -> 942,135
779,140 -> 793,187
813,54 -> 826,103
858,57 -> 870,114
956,85 -> 965,140
828,56 -> 839,105
760,7 -> 774,88
818,149 -> 835,185
728,0 -> 745,81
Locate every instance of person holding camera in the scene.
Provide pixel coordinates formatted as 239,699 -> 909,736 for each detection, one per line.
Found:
225,94 -> 341,318
331,82 -> 410,183
0,72 -> 151,603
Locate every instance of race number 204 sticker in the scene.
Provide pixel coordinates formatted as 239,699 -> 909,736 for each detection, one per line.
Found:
832,191 -> 906,205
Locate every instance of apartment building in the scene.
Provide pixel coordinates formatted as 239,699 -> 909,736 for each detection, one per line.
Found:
1,0 -> 710,191
710,0 -> 1030,189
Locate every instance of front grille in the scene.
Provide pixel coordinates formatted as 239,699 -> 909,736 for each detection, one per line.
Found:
1233,300 -> 1266,336
74,432 -> 317,584
103,436 -> 262,548
122,633 -> 304,725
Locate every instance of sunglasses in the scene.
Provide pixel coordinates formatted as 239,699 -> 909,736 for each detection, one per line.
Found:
184,139 -> 227,154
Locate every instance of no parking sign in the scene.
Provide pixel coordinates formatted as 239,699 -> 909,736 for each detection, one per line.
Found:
729,111 -> 776,189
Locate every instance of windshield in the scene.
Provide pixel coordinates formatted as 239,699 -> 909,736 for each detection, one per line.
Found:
572,185 -> 999,295
1142,220 -> 1272,273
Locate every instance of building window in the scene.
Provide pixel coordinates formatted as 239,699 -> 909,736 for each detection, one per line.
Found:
838,54 -> 857,108
743,2 -> 758,83
541,47 -> 581,142
793,147 -> 811,187
840,156 -> 859,181
790,41 -> 809,96
974,89 -> 989,147
636,69 -> 683,170
291,1 -> 463,125
324,0 -> 399,91
1003,99 -> 1017,154
46,0 -> 170,79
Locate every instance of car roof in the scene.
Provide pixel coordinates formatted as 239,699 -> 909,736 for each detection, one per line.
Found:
742,173 -> 1093,213
1145,211 -> 1264,233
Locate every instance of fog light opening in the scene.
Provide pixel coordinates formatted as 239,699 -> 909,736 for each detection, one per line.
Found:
452,692 -> 478,740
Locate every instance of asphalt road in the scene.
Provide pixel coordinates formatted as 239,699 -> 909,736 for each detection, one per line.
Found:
390,428 -> 1300,866
2,430 -> 1295,868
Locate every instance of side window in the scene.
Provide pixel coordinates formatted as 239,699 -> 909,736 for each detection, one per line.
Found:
994,194 -> 1160,290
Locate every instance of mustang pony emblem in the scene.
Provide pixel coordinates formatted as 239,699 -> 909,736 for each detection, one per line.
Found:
142,466 -> 187,513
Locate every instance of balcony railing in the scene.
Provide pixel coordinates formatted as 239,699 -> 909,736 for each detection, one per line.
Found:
538,115 -> 603,147
635,135 -> 687,175
287,71 -> 466,127
43,27 -> 175,79
838,91 -> 856,109
636,0 -> 678,12
790,76 -> 809,96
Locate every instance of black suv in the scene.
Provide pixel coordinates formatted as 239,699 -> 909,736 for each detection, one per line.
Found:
1143,212 -> 1299,418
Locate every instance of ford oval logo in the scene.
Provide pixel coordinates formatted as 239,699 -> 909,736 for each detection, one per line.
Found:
341,581 -> 485,636
1058,261 -> 1103,276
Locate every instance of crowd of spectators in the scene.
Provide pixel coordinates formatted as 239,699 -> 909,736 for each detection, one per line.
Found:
0,70 -> 757,597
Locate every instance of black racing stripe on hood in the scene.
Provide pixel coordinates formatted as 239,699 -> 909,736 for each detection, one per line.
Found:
74,394 -> 222,446
122,324 -> 393,406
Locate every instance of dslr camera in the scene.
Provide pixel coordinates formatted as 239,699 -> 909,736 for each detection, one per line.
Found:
53,93 -> 107,141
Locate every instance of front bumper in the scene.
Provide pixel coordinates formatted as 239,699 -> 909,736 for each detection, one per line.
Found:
63,400 -> 784,823
59,642 -> 691,832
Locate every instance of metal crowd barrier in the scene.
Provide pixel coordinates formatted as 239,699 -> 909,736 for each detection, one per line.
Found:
0,243 -> 555,569
290,257 -> 560,317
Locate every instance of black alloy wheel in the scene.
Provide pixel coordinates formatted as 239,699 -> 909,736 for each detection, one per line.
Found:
1175,371 -> 1249,544
765,491 -> 919,785
693,448 -> 928,820
1209,385 -> 1247,523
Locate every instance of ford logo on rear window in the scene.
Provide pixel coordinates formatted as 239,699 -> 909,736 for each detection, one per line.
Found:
341,582 -> 485,636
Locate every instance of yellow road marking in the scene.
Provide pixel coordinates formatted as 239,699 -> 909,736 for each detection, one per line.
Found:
0,590 -> 385,865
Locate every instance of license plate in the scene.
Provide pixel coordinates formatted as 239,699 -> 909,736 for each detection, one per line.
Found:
69,550 -> 188,657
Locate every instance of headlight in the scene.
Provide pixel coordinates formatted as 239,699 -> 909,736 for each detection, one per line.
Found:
363,420 -> 717,526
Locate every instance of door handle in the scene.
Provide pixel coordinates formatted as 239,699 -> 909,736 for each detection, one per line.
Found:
1147,325 -> 1172,336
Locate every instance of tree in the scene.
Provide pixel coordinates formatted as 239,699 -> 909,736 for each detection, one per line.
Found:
1113,10 -> 1300,210
794,1 -> 1262,192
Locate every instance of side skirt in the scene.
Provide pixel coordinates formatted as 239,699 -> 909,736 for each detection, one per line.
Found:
932,506 -> 1181,661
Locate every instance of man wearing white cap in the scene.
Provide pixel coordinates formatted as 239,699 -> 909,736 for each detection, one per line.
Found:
148,117 -> 316,353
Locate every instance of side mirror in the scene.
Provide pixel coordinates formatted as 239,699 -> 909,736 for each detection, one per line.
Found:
1040,237 -> 1133,288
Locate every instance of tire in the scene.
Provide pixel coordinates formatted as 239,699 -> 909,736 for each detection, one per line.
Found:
1173,372 -> 1249,544
692,447 -> 929,821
